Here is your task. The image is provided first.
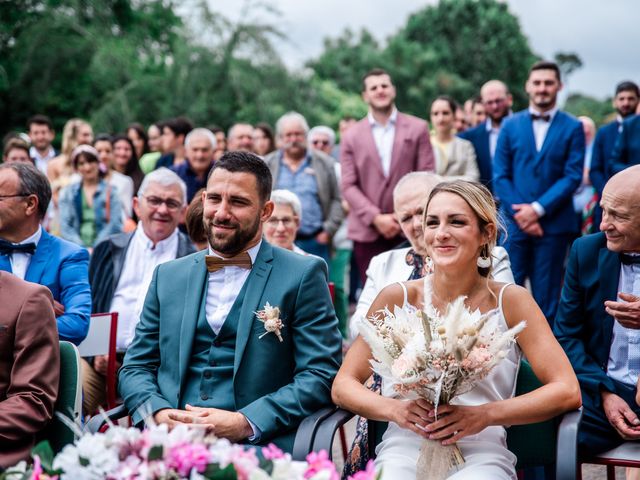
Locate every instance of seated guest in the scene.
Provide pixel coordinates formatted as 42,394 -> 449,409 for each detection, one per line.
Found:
0,163 -> 91,344
156,117 -> 194,169
3,138 -> 32,164
85,168 -> 195,415
185,189 -> 208,251
430,96 -> 480,181
139,122 -> 164,174
119,152 -> 341,451
27,114 -> 56,173
127,123 -> 149,161
264,189 -> 305,254
308,126 -> 336,157
555,165 -> 640,456
252,123 -> 276,157
171,128 -> 216,203
112,135 -> 145,196
59,145 -> 123,249
0,272 -> 59,468
208,125 -> 227,161
94,134 -> 135,226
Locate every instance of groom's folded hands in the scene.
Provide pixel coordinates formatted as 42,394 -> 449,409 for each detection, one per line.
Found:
155,405 -> 254,442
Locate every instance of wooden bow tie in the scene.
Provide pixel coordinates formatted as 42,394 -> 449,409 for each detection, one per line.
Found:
205,252 -> 252,272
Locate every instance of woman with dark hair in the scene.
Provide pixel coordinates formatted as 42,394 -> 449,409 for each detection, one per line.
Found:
252,122 -> 276,157
127,122 -> 149,160
112,135 -> 145,194
59,145 -> 122,249
430,96 -> 480,181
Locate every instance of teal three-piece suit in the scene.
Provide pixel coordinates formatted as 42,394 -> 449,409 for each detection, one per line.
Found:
119,241 -> 342,451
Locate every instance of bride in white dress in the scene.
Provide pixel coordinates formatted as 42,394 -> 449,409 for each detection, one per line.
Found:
332,180 -> 580,479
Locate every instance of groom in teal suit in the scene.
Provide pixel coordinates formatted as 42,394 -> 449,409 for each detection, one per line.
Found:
119,151 -> 342,452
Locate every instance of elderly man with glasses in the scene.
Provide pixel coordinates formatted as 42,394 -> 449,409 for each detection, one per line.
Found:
263,112 -> 344,266
83,167 -> 196,415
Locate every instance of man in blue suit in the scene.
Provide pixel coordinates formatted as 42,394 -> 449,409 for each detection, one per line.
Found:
589,81 -> 639,195
494,60 -> 584,323
610,114 -> 640,175
459,79 -> 513,192
0,163 -> 91,345
555,166 -> 640,455
119,151 -> 342,452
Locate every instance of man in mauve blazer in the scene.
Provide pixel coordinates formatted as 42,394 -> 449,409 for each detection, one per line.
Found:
458,79 -> 513,192
0,271 -> 60,468
493,61 -> 584,323
0,163 -> 91,345
554,166 -> 640,455
341,68 -> 434,282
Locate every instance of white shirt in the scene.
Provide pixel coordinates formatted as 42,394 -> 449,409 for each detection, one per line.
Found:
205,241 -> 262,335
528,106 -> 558,218
110,225 -> 180,350
368,108 -> 398,177
30,146 -> 56,174
6,226 -> 42,280
607,258 -> 640,386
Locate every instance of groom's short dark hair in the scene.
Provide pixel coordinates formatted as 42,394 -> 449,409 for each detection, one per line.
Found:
208,151 -> 273,204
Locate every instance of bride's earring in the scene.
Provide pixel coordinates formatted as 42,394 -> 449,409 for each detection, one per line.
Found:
477,244 -> 491,269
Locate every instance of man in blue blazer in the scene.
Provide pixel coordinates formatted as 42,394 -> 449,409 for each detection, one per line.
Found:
494,61 -> 584,323
458,79 -> 513,192
610,114 -> 640,175
589,81 -> 639,195
555,166 -> 640,455
0,163 -> 91,345
119,151 -> 342,452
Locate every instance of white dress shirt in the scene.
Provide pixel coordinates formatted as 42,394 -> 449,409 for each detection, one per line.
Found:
368,108 -> 398,177
30,146 -> 56,174
528,106 -> 558,218
205,241 -> 262,335
486,119 -> 502,159
110,225 -> 179,350
607,259 -> 640,386
6,226 -> 42,280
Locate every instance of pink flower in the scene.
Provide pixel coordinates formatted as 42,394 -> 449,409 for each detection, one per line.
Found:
165,442 -> 211,477
304,450 -> 339,480
461,346 -> 492,371
347,460 -> 376,480
32,455 -> 43,478
261,443 -> 285,461
229,446 -> 259,480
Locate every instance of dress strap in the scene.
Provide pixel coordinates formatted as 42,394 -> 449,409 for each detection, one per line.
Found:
498,282 -> 514,313
396,282 -> 409,308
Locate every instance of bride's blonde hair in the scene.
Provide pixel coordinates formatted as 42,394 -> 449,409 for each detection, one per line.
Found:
422,180 -> 505,277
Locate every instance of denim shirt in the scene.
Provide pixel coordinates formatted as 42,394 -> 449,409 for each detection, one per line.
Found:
59,179 -> 123,247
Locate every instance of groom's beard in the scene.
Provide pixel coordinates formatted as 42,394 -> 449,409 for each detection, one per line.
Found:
205,216 -> 261,256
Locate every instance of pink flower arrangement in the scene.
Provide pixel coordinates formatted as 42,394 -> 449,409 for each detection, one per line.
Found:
303,450 -> 339,480
262,443 -> 286,461
165,441 -> 211,476
347,460 -> 376,480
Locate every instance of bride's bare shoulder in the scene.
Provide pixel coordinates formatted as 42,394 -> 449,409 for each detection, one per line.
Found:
368,282 -> 408,313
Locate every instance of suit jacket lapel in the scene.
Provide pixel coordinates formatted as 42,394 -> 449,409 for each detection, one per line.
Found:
25,230 -> 50,284
233,242 -> 273,375
0,254 -> 11,273
598,247 -> 620,348
111,234 -> 133,291
536,114 -> 562,164
178,251 -> 208,388
361,121 -> 386,178
389,114 -> 407,175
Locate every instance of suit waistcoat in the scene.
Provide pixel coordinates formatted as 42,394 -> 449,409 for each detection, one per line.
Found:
180,279 -> 246,410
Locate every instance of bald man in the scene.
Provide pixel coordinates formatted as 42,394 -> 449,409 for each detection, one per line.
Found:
459,80 -> 513,191
555,165 -> 640,456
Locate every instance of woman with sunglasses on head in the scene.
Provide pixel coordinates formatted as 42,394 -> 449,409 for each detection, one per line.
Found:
59,145 -> 122,250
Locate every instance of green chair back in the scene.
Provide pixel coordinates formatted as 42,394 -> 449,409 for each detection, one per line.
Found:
367,360 -> 557,470
506,360 -> 557,469
38,341 -> 82,453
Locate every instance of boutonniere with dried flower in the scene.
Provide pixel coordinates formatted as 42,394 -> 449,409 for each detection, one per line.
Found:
255,302 -> 284,342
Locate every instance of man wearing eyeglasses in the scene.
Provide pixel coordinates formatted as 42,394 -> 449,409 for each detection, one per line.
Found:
84,167 -> 195,415
458,79 -> 513,192
263,112 -> 344,266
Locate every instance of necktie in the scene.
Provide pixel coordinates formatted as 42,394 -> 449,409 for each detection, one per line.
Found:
531,113 -> 551,122
205,252 -> 252,272
0,239 -> 36,256
405,249 -> 425,280
620,253 -> 640,266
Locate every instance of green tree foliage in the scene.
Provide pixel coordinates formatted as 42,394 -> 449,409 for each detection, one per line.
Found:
564,93 -> 615,127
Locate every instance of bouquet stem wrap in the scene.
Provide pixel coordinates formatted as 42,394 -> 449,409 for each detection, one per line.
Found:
416,438 -> 464,480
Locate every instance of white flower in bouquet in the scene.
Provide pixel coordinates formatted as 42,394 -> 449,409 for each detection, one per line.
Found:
53,432 -> 120,479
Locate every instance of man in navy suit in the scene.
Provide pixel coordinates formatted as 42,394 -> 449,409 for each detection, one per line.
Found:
610,114 -> 640,175
555,165 -> 640,455
458,79 -> 513,191
589,81 -> 639,195
494,61 -> 584,323
0,162 -> 91,345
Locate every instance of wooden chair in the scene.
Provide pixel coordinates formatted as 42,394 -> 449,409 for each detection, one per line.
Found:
579,442 -> 640,479
77,312 -> 119,409
297,361 -> 582,480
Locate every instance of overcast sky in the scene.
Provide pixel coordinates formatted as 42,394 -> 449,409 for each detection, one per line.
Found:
206,0 -> 639,100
